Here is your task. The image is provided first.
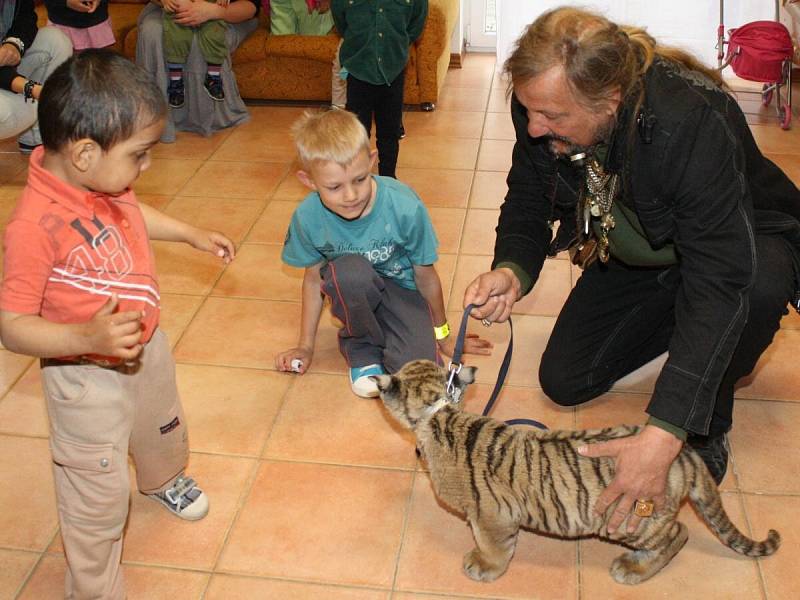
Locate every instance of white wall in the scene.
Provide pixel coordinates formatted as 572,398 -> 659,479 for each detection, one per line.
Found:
452,0 -> 466,53
497,1 -> 777,70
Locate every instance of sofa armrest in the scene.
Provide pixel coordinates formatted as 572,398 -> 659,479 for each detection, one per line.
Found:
413,0 -> 459,105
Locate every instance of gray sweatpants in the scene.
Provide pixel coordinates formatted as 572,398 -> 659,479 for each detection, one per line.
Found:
320,254 -> 441,373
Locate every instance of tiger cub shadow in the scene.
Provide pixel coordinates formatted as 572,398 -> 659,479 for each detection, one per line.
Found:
371,359 -> 780,585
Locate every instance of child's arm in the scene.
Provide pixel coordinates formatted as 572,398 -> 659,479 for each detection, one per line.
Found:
139,202 -> 234,263
274,263 -> 324,374
413,264 -> 492,358
0,295 -> 144,359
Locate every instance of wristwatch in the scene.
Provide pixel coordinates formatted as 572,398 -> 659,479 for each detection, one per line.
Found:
2,37 -> 25,57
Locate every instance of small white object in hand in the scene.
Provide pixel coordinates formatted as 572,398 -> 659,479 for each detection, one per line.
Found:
290,358 -> 303,373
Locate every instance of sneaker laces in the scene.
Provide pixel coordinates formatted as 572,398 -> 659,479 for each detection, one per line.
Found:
160,476 -> 201,511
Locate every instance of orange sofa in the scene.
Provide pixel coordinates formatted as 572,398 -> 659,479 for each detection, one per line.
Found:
39,0 -> 459,110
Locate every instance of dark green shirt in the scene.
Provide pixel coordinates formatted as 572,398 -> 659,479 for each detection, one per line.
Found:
332,0 -> 428,85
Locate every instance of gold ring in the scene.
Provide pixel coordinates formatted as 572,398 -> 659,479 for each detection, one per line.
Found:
633,499 -> 654,518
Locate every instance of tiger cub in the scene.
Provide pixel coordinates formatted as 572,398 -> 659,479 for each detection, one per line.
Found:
372,359 -> 780,585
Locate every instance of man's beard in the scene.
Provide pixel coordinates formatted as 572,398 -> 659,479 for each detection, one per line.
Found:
547,116 -> 615,158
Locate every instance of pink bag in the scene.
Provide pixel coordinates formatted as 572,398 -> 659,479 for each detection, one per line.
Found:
726,21 -> 794,83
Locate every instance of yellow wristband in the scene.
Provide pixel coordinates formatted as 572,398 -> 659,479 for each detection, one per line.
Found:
434,322 -> 450,340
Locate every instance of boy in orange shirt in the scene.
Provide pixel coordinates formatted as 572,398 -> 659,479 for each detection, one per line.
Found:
0,50 -> 234,599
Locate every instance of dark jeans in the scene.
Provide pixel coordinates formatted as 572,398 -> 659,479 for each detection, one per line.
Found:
539,234 -> 795,436
346,70 -> 405,178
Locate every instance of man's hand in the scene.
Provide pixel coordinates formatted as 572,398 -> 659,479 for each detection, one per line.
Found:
578,425 -> 683,534
83,295 -> 144,359
462,268 -> 522,324
0,43 -> 21,67
437,333 -> 493,358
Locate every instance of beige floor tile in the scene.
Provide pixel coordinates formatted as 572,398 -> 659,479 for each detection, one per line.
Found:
461,383 -> 575,432
460,208 -> 499,255
151,129 -> 232,161
271,167 -> 309,200
730,400 -> 800,494
133,158 -> 203,196
164,196 -> 266,245
153,242 -> 229,295
123,453 -> 255,570
0,435 -> 57,549
435,86 -> 490,112
397,135 -> 480,171
236,105 -> 310,135
395,168 -> 473,208
264,372 -> 416,468
18,555 -> 211,600
178,161 -> 287,199
174,298 -> 343,371
580,494 -> 762,598
482,111 -> 515,140
429,207 -> 466,254
0,548 -> 38,599
206,574 -> 390,599
0,348 -> 33,398
218,461 -> 413,586
781,308 -> 800,329
469,170 -> 507,209
211,130 -> 298,163
136,194 -> 173,211
159,293 -> 204,348
402,110 -> 485,139
246,199 -> 298,244
435,253 -> 457,306
443,62 -> 496,89
764,153 -> 800,187
476,139 -> 514,172
178,364 -> 288,456
394,475 -> 577,599
735,329 -> 800,401
742,494 -> 800,600
749,123 -> 800,154
487,88 -> 511,113
0,363 -> 48,438
213,243 -> 302,300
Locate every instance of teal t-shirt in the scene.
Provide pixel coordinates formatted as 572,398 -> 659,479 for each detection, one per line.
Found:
282,176 -> 439,290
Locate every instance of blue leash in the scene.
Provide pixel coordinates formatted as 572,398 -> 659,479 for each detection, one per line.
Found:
447,303 -> 548,430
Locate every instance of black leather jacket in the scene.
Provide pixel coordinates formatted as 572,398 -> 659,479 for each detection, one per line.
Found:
493,57 -> 800,434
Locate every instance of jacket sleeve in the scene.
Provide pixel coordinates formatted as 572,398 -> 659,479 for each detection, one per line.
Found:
645,105 -> 756,435
6,0 -> 38,51
491,94 -> 558,295
408,0 -> 427,43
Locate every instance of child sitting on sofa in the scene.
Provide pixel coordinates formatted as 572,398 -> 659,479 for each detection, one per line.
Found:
44,0 -> 115,50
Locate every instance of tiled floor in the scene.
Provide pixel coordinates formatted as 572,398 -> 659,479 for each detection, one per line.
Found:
1,54 -> 800,599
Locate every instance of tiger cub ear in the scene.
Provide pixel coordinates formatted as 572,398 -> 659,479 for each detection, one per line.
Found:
370,374 -> 395,394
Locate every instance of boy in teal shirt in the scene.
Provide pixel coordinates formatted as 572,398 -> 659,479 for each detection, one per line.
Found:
275,108 -> 489,396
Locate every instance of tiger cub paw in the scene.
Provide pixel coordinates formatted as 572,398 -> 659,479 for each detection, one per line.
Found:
463,548 -> 507,582
609,550 -> 654,585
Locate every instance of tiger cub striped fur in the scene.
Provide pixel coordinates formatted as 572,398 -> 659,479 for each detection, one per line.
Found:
372,359 -> 780,585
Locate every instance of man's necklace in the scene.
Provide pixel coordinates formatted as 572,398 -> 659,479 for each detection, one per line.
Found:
582,158 -> 619,263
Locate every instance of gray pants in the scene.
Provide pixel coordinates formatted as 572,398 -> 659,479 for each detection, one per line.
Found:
0,27 -> 72,146
320,254 -> 440,373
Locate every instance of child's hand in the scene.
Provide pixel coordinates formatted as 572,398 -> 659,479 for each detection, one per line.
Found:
190,229 -> 235,264
83,294 -> 145,359
215,0 -> 230,7
275,347 -> 313,373
437,333 -> 493,359
67,0 -> 99,13
162,0 -> 183,13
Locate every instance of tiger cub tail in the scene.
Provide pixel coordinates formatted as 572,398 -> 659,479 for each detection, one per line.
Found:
686,452 -> 780,557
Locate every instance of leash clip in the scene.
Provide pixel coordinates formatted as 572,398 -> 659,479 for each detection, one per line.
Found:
446,360 -> 463,401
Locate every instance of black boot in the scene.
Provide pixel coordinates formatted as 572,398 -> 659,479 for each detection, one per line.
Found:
687,433 -> 730,485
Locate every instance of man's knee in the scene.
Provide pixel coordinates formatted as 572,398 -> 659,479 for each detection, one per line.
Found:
539,354 -> 587,407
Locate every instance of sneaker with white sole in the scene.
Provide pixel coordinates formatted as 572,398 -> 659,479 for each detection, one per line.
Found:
349,364 -> 385,398
148,475 -> 209,521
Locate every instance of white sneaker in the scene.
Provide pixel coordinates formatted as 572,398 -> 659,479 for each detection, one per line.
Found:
148,475 -> 209,521
349,364 -> 385,398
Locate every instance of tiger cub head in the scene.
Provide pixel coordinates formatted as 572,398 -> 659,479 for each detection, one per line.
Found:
371,359 -> 476,430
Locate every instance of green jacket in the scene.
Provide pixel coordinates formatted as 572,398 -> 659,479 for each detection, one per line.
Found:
332,0 -> 428,85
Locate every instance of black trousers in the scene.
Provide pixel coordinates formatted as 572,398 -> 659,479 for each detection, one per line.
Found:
346,70 -> 405,178
539,234 -> 796,436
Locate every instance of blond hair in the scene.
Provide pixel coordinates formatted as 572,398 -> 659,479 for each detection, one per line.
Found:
504,7 -> 726,110
292,108 -> 371,168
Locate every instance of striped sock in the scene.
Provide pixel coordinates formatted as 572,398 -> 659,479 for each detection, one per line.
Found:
207,63 -> 222,79
167,62 -> 184,82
